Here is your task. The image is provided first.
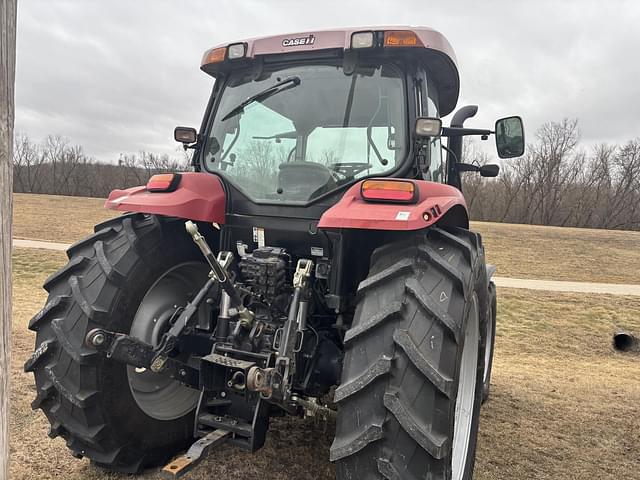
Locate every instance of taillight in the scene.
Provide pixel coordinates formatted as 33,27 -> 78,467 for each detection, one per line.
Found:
146,173 -> 181,192
361,179 -> 418,203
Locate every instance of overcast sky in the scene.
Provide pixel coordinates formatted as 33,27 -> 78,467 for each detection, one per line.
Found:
15,0 -> 640,162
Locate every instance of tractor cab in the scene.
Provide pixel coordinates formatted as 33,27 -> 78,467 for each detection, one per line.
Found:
188,28 -> 461,208
172,28 -> 522,222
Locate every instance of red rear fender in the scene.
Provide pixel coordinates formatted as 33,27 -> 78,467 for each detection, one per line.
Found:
105,172 -> 226,224
318,180 -> 467,231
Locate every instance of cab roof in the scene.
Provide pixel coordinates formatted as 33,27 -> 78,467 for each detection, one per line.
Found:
201,26 -> 460,116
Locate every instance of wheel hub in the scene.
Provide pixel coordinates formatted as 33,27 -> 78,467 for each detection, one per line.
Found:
127,261 -> 211,421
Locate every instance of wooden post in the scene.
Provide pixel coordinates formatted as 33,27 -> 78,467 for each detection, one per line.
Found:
0,0 -> 17,477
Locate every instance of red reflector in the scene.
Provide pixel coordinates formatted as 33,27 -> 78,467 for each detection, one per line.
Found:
147,173 -> 181,192
361,180 -> 417,203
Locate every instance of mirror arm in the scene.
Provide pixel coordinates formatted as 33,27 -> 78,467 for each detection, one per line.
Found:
441,127 -> 494,138
182,135 -> 203,151
454,162 -> 500,177
455,162 -> 480,173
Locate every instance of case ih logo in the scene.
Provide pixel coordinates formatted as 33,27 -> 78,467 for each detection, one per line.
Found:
282,34 -> 315,47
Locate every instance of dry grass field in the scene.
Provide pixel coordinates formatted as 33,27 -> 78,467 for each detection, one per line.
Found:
13,193 -> 118,244
9,193 -> 640,479
14,193 -> 640,284
472,221 -> 640,284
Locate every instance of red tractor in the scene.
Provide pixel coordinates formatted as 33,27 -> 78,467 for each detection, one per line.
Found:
26,27 -> 524,479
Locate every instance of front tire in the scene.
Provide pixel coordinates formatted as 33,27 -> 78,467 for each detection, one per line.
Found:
24,214 -> 216,473
331,227 -> 488,480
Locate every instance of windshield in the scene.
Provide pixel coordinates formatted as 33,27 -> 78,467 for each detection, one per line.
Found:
203,63 -> 407,203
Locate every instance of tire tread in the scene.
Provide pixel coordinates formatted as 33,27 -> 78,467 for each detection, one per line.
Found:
26,213 -> 195,473
334,227 -> 487,480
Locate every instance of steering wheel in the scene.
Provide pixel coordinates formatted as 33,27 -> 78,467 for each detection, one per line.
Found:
329,162 -> 373,179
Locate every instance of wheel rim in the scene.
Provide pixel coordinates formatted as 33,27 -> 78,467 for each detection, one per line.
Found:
451,294 -> 480,480
483,302 -> 493,387
127,261 -> 210,421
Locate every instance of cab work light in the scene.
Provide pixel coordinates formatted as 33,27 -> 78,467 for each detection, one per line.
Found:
361,179 -> 418,203
384,30 -> 424,47
147,173 -> 181,192
351,31 -> 375,49
415,117 -> 442,137
227,43 -> 247,59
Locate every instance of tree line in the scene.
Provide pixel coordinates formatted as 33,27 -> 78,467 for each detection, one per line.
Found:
11,119 -> 640,231
463,118 -> 640,231
12,133 -> 189,198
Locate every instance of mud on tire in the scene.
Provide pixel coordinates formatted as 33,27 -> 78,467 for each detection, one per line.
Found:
331,227 -> 489,480
24,213 -> 213,473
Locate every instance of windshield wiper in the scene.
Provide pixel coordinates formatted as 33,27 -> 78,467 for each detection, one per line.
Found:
221,76 -> 301,122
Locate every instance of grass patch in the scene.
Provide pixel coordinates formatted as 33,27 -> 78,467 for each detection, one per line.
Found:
13,193 -> 118,243
494,288 -> 640,357
472,221 -> 640,283
476,287 -> 640,480
10,249 -> 640,479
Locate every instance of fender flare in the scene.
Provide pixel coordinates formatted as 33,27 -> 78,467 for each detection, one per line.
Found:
318,179 -> 469,231
105,172 -> 226,224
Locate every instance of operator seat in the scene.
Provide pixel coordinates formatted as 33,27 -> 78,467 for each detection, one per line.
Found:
277,162 -> 337,201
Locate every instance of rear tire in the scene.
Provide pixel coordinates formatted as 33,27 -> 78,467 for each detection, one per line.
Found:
24,213 -> 216,472
331,227 -> 488,480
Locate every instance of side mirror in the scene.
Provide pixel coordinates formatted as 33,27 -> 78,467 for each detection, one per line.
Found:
174,126 -> 197,145
480,164 -> 500,177
495,116 -> 524,158
415,117 -> 442,138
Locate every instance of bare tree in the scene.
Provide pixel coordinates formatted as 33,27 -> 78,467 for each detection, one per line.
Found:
12,133 -> 46,193
43,134 -> 69,194
573,143 -> 616,228
607,140 -> 640,229
524,118 -> 582,224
